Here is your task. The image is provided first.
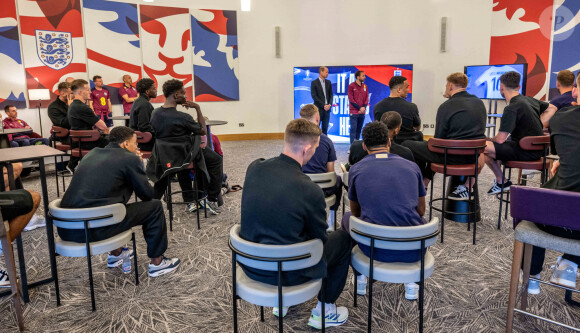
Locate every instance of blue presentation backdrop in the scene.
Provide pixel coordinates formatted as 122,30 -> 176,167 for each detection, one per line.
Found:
294,65 -> 413,141
464,64 -> 527,99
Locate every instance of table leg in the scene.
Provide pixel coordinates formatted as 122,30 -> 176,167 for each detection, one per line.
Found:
38,159 -> 58,289
206,125 -> 214,151
15,235 -> 29,303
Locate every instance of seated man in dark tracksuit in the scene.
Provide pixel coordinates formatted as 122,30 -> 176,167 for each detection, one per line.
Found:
240,119 -> 351,329
525,75 -> 580,294
300,104 -> 342,229
59,126 -> 180,278
129,78 -> 157,152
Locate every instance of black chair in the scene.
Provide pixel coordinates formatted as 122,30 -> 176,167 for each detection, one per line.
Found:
164,163 -> 206,231
51,126 -> 72,197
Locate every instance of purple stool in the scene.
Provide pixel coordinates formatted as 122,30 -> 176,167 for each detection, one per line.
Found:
506,186 -> 580,332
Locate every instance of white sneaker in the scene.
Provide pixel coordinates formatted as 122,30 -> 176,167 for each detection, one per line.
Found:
405,282 -> 419,300
23,214 -> 46,231
272,306 -> 289,318
307,304 -> 348,329
352,274 -> 367,295
519,271 -> 541,295
149,256 -> 181,277
107,248 -> 134,267
550,258 -> 578,289
0,269 -> 10,287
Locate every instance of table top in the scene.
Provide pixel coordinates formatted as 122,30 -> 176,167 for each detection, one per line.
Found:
111,116 -> 130,120
206,120 -> 228,126
0,128 -> 33,135
0,145 -> 65,163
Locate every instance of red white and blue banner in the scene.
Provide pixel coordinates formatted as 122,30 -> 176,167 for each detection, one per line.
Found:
0,0 -> 26,109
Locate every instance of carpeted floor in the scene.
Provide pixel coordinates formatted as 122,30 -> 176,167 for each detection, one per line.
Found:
1,140 -> 578,332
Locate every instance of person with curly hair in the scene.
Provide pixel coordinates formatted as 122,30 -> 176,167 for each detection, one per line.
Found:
129,78 -> 157,151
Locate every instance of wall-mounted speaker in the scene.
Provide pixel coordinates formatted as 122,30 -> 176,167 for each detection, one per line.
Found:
275,26 -> 281,58
440,17 -> 447,53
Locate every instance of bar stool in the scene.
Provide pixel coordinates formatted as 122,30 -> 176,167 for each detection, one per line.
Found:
428,138 -> 487,244
506,186 -> 580,332
69,130 -> 101,162
164,163 -> 206,231
51,126 -> 71,197
497,135 -> 550,230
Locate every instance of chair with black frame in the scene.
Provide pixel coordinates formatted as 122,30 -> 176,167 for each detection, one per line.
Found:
229,224 -> 326,333
306,172 -> 338,231
506,186 -> 580,332
164,163 -> 206,231
48,199 -> 139,312
135,131 -> 153,160
427,138 -> 487,244
496,135 -> 550,230
349,215 -> 439,333
51,126 -> 71,197
69,129 -> 101,162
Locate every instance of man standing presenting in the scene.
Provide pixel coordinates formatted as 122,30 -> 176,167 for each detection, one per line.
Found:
374,76 -> 422,143
89,75 -> 113,127
311,66 -> 333,135
347,70 -> 369,143
119,74 -> 139,115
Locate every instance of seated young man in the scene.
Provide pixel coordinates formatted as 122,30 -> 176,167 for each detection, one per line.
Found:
3,105 -> 49,147
403,72 -> 487,199
342,121 -> 427,300
240,119 -> 351,329
483,71 -> 557,195
347,112 -> 415,168
525,74 -> 580,294
300,104 -> 342,229
129,78 -> 157,151
59,126 -> 180,277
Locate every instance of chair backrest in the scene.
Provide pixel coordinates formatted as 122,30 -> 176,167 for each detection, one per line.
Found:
69,130 -> 101,143
428,138 -> 487,156
49,199 -> 126,230
350,216 -> 439,251
306,172 -> 337,189
510,186 -> 580,231
518,135 -> 550,151
52,126 -> 69,138
135,131 -> 153,144
229,224 -> 323,272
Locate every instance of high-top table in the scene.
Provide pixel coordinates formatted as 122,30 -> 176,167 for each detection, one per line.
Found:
205,120 -> 227,151
0,145 -> 65,302
110,115 -> 130,127
0,129 -> 33,149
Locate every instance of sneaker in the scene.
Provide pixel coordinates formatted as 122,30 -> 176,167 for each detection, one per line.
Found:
272,306 -> 289,318
519,271 -> 541,294
405,282 -> 419,300
187,201 -> 203,213
487,179 -> 512,195
23,214 -> 46,231
448,185 -> 472,201
0,269 -> 9,287
307,305 -> 348,329
149,256 -> 181,277
66,165 -> 74,175
550,258 -> 578,289
206,201 -> 221,215
352,274 -> 367,295
107,248 -> 134,267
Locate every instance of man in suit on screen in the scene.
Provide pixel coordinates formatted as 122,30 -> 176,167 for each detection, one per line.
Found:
311,66 -> 333,135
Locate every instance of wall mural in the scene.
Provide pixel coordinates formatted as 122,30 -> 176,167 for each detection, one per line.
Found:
83,0 -> 141,104
191,9 -> 240,101
18,0 -> 88,108
489,0 -> 553,100
0,0 -> 27,110
140,4 -> 193,103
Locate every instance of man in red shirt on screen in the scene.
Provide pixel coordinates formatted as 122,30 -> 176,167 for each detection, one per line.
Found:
347,70 -> 369,143
119,74 -> 139,115
89,75 -> 113,127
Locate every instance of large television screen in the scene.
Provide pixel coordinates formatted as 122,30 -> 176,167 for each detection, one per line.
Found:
464,64 -> 528,99
294,65 -> 413,142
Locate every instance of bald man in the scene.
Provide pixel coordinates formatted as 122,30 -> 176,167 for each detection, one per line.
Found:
65,77 -> 75,84
119,75 -> 139,115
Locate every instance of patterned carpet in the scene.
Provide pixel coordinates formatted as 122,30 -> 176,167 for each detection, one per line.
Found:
1,140 -> 578,332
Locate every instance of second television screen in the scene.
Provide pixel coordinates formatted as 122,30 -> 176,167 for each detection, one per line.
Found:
464,64 -> 527,99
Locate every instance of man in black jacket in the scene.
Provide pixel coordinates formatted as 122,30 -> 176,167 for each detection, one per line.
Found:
59,126 -> 180,277
311,66 -> 333,134
48,82 -> 73,130
240,118 -> 351,329
129,78 -> 156,151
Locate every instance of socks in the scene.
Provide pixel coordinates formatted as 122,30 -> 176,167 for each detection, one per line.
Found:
327,211 -> 335,229
315,301 -> 335,315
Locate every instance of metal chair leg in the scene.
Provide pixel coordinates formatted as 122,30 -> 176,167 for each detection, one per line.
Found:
429,177 -> 434,221
132,233 -> 139,285
54,156 -> 60,197
498,166 -> 507,230
440,174 -> 447,243
167,181 -> 173,232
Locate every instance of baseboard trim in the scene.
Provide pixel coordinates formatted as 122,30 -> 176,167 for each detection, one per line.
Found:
216,133 -> 284,141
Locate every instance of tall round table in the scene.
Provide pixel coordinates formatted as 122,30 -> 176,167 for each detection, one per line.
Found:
205,120 -> 228,151
110,115 -> 130,127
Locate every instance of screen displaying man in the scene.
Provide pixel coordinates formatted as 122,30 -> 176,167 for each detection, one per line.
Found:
374,76 -> 422,143
89,75 -> 113,127
119,74 -> 139,115
311,66 -> 333,135
348,70 -> 369,143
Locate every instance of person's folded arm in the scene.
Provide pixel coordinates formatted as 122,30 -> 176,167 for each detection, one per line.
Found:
417,196 -> 426,217
540,104 -> 558,128
493,131 -> 509,144
94,119 -> 109,133
126,157 -> 154,201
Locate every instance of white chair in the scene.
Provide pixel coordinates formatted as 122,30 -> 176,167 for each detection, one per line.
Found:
350,216 -> 439,333
49,199 -> 139,311
306,172 -> 338,230
229,224 -> 326,332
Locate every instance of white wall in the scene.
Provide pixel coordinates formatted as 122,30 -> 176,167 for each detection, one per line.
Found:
13,0 -> 493,137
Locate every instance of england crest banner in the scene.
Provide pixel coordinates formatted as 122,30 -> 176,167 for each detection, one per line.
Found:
0,0 -> 26,110
35,30 -> 73,70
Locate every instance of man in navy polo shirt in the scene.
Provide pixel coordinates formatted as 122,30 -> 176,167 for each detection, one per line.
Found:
300,104 -> 342,229
550,70 -> 576,110
342,121 -> 427,300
